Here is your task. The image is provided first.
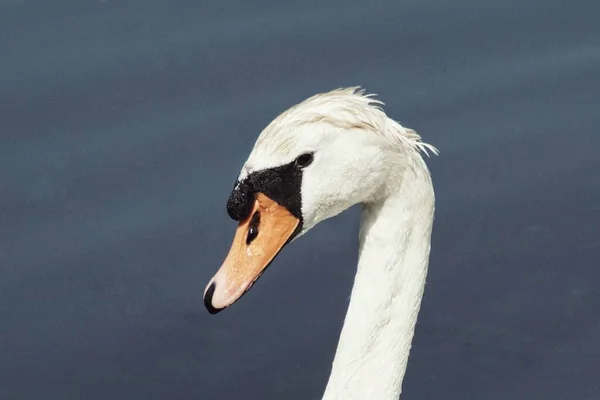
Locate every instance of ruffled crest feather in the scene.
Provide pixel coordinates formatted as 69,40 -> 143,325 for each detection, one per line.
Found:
256,87 -> 439,157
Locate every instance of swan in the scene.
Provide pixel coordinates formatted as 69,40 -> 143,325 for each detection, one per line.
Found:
204,87 -> 438,400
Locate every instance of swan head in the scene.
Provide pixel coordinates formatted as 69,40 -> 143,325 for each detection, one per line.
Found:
204,87 -> 436,314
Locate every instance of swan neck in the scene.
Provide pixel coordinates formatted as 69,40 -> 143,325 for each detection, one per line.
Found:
322,167 -> 434,400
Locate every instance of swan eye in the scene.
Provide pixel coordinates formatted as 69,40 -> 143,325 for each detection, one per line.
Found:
295,153 -> 314,168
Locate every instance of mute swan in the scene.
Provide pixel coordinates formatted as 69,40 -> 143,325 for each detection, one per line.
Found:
204,87 -> 437,400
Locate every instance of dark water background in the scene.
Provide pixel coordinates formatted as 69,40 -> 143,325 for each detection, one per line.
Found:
2,0 -> 599,399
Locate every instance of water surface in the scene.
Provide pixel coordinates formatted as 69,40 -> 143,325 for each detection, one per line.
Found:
1,0 -> 599,398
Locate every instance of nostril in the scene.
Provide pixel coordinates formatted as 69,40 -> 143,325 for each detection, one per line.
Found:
203,282 -> 222,315
246,211 -> 260,245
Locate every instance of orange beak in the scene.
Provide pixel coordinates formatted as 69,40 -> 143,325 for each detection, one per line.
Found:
204,193 -> 300,313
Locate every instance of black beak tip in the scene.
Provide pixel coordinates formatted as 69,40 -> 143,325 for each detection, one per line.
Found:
204,282 -> 224,315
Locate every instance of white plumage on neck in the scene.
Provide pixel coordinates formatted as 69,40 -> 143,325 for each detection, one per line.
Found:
322,155 -> 435,400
